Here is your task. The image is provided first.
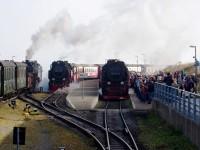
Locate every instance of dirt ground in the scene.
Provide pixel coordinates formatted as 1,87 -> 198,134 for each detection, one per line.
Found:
0,98 -> 96,150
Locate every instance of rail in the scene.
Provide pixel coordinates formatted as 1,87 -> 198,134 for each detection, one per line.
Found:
19,94 -> 105,150
119,101 -> 139,150
104,103 -> 111,150
154,82 -> 200,123
54,95 -> 132,150
24,94 -> 134,150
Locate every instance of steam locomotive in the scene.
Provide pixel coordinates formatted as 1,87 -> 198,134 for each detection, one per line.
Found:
25,60 -> 42,92
48,61 -> 72,92
100,59 -> 129,100
0,60 -> 42,99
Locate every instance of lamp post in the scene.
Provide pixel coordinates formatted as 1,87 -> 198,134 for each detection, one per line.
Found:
189,45 -> 198,77
141,53 -> 145,65
136,55 -> 138,73
141,53 -> 146,74
12,56 -> 15,61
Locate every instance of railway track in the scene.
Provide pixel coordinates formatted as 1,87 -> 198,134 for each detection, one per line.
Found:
19,94 -> 105,150
19,93 -> 138,150
54,94 -> 139,150
104,101 -> 139,150
45,94 -> 137,150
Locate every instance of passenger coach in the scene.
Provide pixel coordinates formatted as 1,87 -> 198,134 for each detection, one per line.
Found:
0,60 -> 42,99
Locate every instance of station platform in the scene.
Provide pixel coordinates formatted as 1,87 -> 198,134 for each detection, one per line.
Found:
129,89 -> 152,111
66,79 -> 99,110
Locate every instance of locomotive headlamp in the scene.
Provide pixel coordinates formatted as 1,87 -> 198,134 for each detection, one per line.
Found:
107,81 -> 111,85
63,78 -> 66,81
52,78 -> 55,81
120,81 -> 124,85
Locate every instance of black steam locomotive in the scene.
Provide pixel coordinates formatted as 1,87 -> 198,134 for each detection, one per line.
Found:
25,60 -> 42,92
101,59 -> 129,100
0,60 -> 42,99
48,61 -> 72,92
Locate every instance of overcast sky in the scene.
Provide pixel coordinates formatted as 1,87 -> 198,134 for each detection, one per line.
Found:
1,0 -> 200,73
0,0 -> 105,59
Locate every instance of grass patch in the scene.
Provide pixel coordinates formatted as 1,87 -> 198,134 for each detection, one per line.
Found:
136,112 -> 198,150
95,99 -> 132,109
31,93 -> 49,101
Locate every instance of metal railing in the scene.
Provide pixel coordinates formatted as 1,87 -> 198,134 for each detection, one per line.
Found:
154,82 -> 200,123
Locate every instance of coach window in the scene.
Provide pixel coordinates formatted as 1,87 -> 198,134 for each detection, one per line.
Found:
9,68 -> 11,80
17,68 -> 19,78
5,68 -> 7,81
0,67 -> 1,87
19,68 -> 21,78
12,67 -> 14,80
7,68 -> 9,80
8,68 -> 10,80
23,69 -> 25,78
11,68 -> 13,80
21,68 -> 23,78
4,68 -> 6,81
20,68 -> 22,78
10,68 -> 12,80
8,68 -> 9,80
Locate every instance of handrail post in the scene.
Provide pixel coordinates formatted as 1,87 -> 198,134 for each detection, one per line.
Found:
154,82 -> 199,124
193,96 -> 196,121
175,88 -> 177,109
183,92 -> 186,115
179,90 -> 182,113
187,93 -> 191,117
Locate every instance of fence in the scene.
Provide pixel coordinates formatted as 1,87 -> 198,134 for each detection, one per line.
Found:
154,82 -> 200,123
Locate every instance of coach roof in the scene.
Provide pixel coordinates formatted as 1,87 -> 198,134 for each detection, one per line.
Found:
14,62 -> 27,67
0,60 -> 16,67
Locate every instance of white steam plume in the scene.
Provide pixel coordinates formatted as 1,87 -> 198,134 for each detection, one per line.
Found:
26,0 -> 200,70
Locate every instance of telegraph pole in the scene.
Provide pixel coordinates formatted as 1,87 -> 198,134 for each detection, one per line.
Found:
190,45 -> 198,77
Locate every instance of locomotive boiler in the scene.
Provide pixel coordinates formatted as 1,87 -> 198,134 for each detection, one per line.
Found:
48,60 -> 72,92
100,59 -> 129,100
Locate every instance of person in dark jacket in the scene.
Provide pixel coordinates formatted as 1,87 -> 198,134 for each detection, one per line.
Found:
147,77 -> 155,104
164,72 -> 173,86
184,76 -> 195,92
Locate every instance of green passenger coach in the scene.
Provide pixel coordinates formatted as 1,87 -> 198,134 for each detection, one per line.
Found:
0,61 -> 16,97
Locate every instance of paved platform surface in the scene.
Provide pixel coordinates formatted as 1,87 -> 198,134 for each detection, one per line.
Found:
67,79 -> 99,110
129,89 -> 152,111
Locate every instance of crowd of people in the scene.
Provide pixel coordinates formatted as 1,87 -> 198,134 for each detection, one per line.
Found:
156,71 -> 198,93
130,70 -> 199,104
130,75 -> 155,104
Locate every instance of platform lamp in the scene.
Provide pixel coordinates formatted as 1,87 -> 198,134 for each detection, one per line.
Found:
136,55 -> 138,73
12,56 -> 15,61
189,45 -> 198,77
